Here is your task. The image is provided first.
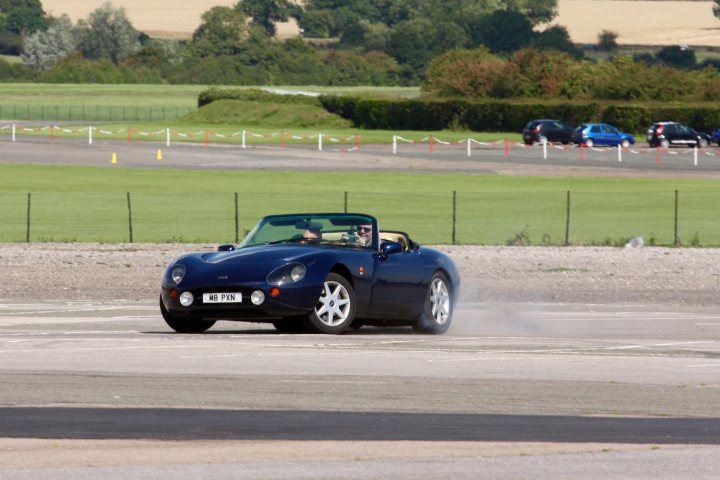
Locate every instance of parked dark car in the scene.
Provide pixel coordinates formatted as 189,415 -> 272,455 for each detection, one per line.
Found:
572,123 -> 635,148
160,213 -> 460,335
522,119 -> 573,145
646,122 -> 710,148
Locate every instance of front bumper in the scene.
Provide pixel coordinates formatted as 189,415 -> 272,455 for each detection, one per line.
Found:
161,282 -> 322,321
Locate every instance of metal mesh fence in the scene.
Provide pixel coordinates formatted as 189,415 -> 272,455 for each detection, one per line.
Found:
0,105 -> 194,122
2,190 -> 719,246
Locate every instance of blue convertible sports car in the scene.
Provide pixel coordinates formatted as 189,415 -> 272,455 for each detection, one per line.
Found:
160,213 -> 460,335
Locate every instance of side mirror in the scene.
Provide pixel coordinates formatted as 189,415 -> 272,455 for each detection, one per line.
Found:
380,241 -> 402,257
217,244 -> 235,252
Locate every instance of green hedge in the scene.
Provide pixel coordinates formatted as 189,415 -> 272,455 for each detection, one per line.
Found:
318,96 -> 720,133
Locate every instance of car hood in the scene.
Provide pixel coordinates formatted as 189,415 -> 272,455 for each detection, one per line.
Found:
169,244 -> 327,286
199,244 -> 322,265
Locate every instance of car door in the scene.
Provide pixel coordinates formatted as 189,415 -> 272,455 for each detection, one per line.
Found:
367,248 -> 425,319
547,122 -> 564,142
676,124 -> 696,146
664,123 -> 679,145
602,124 -> 620,146
589,124 -> 603,145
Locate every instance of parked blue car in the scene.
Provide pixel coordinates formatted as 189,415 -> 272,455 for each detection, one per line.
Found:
710,128 -> 720,146
572,123 -> 635,148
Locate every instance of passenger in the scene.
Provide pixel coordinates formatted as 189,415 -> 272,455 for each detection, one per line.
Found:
357,223 -> 373,246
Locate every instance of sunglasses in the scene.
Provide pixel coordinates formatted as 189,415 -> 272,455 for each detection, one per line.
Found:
358,227 -> 372,233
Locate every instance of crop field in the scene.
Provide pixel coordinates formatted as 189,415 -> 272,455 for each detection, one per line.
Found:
551,0 -> 720,46
2,164 -> 719,246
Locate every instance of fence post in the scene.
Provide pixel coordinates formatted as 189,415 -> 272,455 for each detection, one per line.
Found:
674,189 -> 679,247
166,128 -> 171,147
318,133 -> 323,152
565,190 -> 571,246
234,192 -> 239,244
127,192 -> 134,243
26,192 -> 31,243
452,190 -> 457,245
12,123 -> 15,142
88,126 -> 93,145
344,191 -> 348,213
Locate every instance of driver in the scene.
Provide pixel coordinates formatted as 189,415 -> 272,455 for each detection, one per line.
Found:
302,227 -> 322,242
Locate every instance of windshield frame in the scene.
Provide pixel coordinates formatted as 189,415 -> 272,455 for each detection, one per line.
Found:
238,213 -> 378,250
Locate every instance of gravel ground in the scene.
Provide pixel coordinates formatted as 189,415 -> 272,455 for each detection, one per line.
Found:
1,243 -> 718,306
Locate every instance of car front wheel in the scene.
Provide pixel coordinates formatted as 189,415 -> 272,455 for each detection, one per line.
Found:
413,273 -> 453,335
160,296 -> 215,333
306,273 -> 355,334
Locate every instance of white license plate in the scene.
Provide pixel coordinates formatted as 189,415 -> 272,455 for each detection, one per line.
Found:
202,292 -> 242,304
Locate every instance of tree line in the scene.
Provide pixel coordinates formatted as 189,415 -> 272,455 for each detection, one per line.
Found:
0,0 -> 718,95
0,0 -> 562,84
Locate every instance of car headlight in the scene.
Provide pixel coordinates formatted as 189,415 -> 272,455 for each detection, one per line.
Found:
267,263 -> 306,285
171,265 -> 186,285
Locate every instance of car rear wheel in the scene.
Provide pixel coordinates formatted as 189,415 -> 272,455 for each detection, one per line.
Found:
584,139 -> 594,148
621,139 -> 630,148
306,273 -> 355,334
160,296 -> 215,333
538,135 -> 548,144
413,272 -> 453,335
660,139 -> 670,148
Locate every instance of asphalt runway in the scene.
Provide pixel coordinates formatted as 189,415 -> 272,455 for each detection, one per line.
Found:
3,134 -> 720,176
0,300 -> 718,478
2,138 -> 720,478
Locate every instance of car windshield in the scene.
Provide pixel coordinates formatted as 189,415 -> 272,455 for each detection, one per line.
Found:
239,214 -> 376,249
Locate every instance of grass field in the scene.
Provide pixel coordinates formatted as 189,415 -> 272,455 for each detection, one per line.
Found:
0,84 -> 420,124
2,164 -> 718,246
0,84 -> 418,106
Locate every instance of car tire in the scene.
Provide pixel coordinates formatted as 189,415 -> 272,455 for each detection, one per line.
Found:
584,139 -> 594,148
306,273 -> 356,334
621,139 -> 630,148
413,272 -> 453,335
160,296 -> 215,333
